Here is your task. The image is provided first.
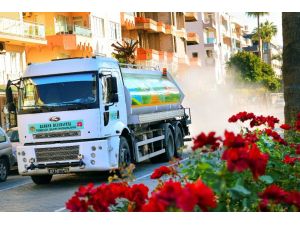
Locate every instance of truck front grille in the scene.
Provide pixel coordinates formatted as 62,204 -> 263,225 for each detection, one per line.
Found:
35,145 -> 79,162
33,130 -> 81,139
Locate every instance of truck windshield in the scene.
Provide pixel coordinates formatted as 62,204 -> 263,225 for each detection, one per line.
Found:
19,73 -> 98,113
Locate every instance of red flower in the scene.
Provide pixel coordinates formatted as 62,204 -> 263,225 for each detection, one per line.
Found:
296,144 -> 300,155
228,112 -> 256,123
259,198 -> 269,212
192,132 -> 222,151
150,166 -> 175,179
244,132 -> 259,143
142,179 -> 217,212
184,180 -> 217,212
285,191 -> 300,209
280,123 -> 292,130
223,130 -> 246,148
66,196 -> 89,212
75,183 -> 95,197
264,129 -> 287,146
266,116 -> 280,129
295,120 -> 300,132
283,155 -> 299,165
250,115 -> 267,128
247,144 -> 269,180
259,185 -> 287,203
142,180 -> 184,212
125,184 -> 149,211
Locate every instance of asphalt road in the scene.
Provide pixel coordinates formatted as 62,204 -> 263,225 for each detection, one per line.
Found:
0,153 -> 190,212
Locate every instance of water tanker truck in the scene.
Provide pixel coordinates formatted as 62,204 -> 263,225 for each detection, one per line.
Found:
5,57 -> 191,184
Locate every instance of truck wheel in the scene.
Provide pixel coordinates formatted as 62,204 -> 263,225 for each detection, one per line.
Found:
163,127 -> 175,161
119,136 -> 132,168
175,126 -> 184,158
31,175 -> 53,185
0,159 -> 8,182
150,126 -> 175,163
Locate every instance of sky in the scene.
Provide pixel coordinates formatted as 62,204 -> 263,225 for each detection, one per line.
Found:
230,12 -> 283,46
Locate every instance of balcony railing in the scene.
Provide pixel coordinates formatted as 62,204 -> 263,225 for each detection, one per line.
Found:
54,23 -> 91,37
0,17 -> 45,39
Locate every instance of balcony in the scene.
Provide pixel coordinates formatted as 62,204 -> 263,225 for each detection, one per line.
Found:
184,12 -> 198,22
54,24 -> 91,37
47,23 -> 92,51
136,47 -> 177,64
135,17 -> 158,33
187,32 -> 200,45
0,17 -> 46,45
120,12 -> 135,29
134,17 -> 176,35
203,18 -> 216,30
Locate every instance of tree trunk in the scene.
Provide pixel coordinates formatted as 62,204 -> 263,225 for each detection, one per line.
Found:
257,15 -> 263,59
282,13 -> 300,124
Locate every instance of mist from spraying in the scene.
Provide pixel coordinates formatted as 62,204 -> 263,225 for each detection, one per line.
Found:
175,65 -> 284,138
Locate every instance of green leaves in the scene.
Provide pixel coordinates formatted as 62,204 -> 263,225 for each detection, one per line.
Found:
226,51 -> 281,91
259,175 -> 274,184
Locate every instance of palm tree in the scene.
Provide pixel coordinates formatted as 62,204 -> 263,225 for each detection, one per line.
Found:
246,12 -> 270,59
111,40 -> 139,64
252,21 -> 278,43
282,13 -> 300,126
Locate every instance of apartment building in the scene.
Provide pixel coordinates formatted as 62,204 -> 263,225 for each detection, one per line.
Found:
186,12 -> 248,85
24,12 -> 121,63
0,12 -> 46,127
121,12 -> 199,74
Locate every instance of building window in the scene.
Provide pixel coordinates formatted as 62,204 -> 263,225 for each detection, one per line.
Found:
54,15 -> 69,34
192,52 -> 198,58
110,21 -> 121,40
92,16 -> 105,37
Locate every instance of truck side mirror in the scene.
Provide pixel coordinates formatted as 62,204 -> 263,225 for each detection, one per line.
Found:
107,77 -> 118,94
5,80 -> 16,112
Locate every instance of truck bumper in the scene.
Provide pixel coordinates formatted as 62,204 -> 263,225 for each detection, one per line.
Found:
16,139 -> 119,176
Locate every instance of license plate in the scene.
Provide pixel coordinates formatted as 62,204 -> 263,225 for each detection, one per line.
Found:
48,168 -> 69,174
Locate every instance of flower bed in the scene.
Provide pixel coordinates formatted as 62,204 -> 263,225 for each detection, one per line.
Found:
66,112 -> 300,212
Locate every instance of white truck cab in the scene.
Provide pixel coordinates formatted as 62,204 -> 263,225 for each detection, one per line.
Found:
6,57 -> 191,184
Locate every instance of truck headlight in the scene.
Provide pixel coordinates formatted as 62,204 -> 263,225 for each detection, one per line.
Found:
23,158 -> 27,163
21,151 -> 26,156
91,146 -> 96,151
91,153 -> 96,158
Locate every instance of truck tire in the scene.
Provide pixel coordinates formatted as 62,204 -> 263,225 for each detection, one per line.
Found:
31,175 -> 53,185
119,136 -> 132,168
174,125 -> 184,158
0,158 -> 8,182
150,126 -> 175,163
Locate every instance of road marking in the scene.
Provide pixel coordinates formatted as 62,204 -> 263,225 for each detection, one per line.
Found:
54,157 -> 190,212
0,181 -> 32,192
54,207 -> 66,212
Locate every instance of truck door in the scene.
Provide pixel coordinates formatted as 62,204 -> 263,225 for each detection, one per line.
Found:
100,68 -> 125,137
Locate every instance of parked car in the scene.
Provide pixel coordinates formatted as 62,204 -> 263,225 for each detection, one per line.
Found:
6,127 -> 20,162
0,127 -> 15,182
